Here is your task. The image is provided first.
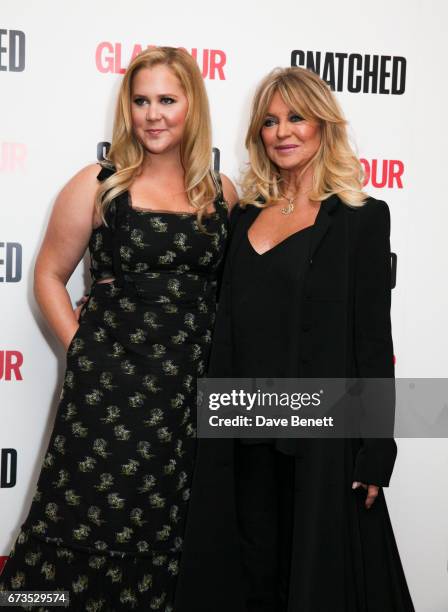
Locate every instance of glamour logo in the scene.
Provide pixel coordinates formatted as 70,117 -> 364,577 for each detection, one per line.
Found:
291,50 -> 406,94
0,29 -> 26,72
360,159 -> 404,189
0,242 -> 22,282
0,449 -> 17,488
96,43 -> 226,80
97,142 -> 222,172
0,351 -> 23,381
0,142 -> 27,172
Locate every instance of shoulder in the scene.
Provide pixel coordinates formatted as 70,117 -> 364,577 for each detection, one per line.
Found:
53,163 -> 104,224
225,202 -> 251,234
60,163 -> 103,197
219,173 -> 239,212
359,197 -> 390,233
359,196 -> 389,217
342,195 -> 390,236
351,196 -> 389,219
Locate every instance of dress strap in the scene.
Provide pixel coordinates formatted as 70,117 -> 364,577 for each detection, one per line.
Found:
96,162 -> 116,182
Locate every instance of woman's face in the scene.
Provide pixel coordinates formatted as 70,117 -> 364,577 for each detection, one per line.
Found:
260,90 -> 321,174
131,64 -> 189,156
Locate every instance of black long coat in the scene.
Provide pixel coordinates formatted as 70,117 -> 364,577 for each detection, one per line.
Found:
175,195 -> 415,611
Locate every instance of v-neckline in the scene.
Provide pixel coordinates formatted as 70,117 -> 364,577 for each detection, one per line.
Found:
246,224 -> 314,256
246,203 -> 320,256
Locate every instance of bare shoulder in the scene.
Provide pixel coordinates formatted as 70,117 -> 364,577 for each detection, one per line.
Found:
58,163 -> 102,206
220,173 -> 239,213
47,163 -> 102,237
54,163 -> 103,227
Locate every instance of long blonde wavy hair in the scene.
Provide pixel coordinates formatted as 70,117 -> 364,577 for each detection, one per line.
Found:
241,66 -> 367,208
96,46 -> 218,224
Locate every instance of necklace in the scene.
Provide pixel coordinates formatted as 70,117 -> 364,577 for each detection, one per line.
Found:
279,191 -> 298,215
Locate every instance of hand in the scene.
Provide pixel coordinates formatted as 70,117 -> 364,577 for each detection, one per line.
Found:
73,294 -> 89,321
352,481 -> 379,509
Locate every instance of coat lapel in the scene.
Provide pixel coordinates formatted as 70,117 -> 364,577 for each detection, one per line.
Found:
229,195 -> 340,267
309,194 -> 340,262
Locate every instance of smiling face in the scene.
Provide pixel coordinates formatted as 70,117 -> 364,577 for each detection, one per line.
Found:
260,90 -> 321,174
131,64 -> 189,156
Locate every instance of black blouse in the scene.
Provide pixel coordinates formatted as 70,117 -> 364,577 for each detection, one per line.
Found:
231,223 -> 313,378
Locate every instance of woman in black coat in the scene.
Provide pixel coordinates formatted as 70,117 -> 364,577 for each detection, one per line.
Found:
175,67 -> 415,612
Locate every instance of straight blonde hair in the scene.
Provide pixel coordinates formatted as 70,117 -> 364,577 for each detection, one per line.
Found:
96,46 -> 218,224
241,66 -> 367,208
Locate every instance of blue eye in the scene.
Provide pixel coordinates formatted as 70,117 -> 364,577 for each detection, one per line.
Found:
263,117 -> 277,128
161,97 -> 175,104
290,114 -> 303,123
133,97 -> 148,106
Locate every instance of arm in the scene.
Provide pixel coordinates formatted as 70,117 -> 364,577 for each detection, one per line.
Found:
352,199 -> 397,489
34,163 -> 100,350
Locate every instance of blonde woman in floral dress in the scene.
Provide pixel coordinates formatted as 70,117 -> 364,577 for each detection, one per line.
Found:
0,47 -> 237,611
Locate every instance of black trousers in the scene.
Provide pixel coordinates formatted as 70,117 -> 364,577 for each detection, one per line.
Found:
235,442 -> 295,612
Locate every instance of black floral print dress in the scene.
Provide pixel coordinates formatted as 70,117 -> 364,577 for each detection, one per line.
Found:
0,166 -> 228,611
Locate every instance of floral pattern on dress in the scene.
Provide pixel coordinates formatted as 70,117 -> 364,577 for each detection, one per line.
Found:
0,183 -> 228,611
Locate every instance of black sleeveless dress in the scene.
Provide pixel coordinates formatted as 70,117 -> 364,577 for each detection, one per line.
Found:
0,166 -> 228,611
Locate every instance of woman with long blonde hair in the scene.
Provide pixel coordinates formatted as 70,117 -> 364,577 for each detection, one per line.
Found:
0,46 -> 237,610
178,67 -> 415,612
